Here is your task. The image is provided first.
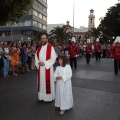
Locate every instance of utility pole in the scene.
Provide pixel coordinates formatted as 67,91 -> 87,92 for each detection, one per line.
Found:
73,0 -> 75,37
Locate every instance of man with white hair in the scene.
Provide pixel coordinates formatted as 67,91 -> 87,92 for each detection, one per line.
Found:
94,38 -> 101,61
68,37 -> 78,69
112,36 -> 120,75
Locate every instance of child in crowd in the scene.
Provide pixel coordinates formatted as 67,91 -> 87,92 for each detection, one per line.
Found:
54,55 -> 74,116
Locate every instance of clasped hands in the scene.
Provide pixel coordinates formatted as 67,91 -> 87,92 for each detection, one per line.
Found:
56,76 -> 62,80
38,62 -> 45,66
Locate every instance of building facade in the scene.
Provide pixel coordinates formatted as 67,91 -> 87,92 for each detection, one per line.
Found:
0,0 -> 47,41
74,9 -> 95,43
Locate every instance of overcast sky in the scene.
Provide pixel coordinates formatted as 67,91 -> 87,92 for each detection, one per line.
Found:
47,0 -> 119,28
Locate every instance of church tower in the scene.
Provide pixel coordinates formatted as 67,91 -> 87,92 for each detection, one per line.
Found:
88,9 -> 95,31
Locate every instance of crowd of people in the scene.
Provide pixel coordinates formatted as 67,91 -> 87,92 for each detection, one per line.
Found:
0,38 -> 115,78
0,41 -> 40,77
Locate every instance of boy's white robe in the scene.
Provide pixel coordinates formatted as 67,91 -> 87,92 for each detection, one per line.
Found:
54,64 -> 74,110
35,43 -> 56,102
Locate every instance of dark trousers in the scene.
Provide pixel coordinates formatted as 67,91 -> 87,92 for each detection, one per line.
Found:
86,54 -> 91,63
95,52 -> 101,61
114,60 -> 120,74
70,57 -> 77,69
27,56 -> 31,70
0,58 -> 3,70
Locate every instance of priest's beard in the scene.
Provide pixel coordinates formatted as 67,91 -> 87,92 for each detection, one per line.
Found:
41,41 -> 47,46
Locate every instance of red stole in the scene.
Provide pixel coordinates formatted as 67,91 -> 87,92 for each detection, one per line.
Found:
37,43 -> 52,94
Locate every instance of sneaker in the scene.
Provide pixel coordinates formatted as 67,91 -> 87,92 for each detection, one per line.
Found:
6,74 -> 10,77
4,75 -> 7,78
12,73 -> 18,76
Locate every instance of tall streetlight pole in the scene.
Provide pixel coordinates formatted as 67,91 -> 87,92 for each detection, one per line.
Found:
71,0 -> 76,42
73,0 -> 75,37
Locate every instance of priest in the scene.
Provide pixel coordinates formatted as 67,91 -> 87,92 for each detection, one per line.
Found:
35,34 -> 56,102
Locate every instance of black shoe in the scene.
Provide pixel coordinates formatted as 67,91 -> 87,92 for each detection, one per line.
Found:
115,73 -> 118,75
21,72 -> 26,74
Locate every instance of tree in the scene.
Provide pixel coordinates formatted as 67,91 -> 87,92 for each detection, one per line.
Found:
0,0 -> 34,26
99,3 -> 120,37
49,26 -> 72,43
90,27 -> 100,39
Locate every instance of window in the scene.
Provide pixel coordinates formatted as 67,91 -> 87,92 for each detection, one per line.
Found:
33,21 -> 37,27
43,0 -> 47,3
38,3 -> 42,9
38,23 -> 42,28
43,6 -> 47,12
43,15 -> 47,21
19,21 -> 25,26
43,25 -> 47,30
26,31 -> 32,36
25,21 -> 31,26
38,13 -> 42,19
33,9 -> 38,16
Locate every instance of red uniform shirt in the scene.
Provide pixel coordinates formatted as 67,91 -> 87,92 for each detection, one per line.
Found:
86,44 -> 92,54
94,43 -> 101,52
68,44 -> 78,58
112,45 -> 120,60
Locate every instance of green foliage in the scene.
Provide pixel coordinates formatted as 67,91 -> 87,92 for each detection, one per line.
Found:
32,30 -> 47,41
0,0 -> 34,25
49,26 -> 72,43
90,27 -> 101,39
99,3 -> 120,37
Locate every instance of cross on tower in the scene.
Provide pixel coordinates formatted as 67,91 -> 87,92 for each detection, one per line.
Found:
90,18 -> 93,23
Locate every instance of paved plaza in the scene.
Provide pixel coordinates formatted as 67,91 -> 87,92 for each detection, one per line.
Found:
0,58 -> 120,120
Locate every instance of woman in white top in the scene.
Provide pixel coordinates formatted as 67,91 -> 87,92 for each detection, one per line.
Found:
3,42 -> 10,77
54,55 -> 74,115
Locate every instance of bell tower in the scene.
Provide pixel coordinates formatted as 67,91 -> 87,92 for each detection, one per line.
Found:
88,9 -> 95,31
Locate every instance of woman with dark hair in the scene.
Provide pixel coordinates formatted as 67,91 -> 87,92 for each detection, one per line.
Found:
10,42 -> 20,76
31,42 -> 36,70
20,43 -> 27,74
2,42 -> 10,77
54,55 -> 74,116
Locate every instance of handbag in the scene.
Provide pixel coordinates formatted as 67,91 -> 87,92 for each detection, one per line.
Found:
8,55 -> 12,61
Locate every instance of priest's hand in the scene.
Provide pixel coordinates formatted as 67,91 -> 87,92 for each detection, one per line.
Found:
56,76 -> 62,80
39,62 -> 45,66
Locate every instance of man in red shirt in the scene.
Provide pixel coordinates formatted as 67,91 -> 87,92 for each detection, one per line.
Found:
112,36 -> 120,75
86,39 -> 92,63
94,38 -> 101,61
68,37 -> 78,69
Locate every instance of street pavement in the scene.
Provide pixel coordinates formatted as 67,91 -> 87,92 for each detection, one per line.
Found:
0,58 -> 120,120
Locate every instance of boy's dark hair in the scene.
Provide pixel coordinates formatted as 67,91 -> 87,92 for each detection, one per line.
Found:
58,55 -> 68,67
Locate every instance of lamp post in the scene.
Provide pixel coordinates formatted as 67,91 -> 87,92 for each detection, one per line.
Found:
71,0 -> 76,42
73,0 -> 75,37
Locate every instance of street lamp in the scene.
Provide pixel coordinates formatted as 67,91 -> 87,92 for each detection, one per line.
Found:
73,0 -> 75,37
71,0 -> 76,42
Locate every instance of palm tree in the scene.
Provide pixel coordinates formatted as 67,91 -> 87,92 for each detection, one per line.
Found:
90,27 -> 100,39
49,26 -> 72,43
